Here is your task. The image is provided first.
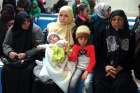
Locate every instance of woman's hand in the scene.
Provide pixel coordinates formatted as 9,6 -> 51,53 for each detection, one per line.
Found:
81,71 -> 89,80
9,51 -> 18,60
17,53 -> 27,60
105,65 -> 118,78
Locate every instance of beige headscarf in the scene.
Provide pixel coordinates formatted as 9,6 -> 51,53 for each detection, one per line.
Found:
48,6 -> 75,46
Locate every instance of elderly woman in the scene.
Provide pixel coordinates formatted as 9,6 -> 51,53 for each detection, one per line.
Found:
94,9 -> 138,93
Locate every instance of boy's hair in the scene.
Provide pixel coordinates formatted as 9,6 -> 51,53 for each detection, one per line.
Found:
139,4 -> 140,8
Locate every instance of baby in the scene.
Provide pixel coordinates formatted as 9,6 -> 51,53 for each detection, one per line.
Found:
37,32 -> 68,62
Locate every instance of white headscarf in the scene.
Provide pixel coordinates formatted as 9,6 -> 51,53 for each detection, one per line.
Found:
94,2 -> 111,19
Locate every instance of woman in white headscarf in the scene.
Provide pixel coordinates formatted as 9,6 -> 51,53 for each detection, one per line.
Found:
90,3 -> 111,93
94,2 -> 111,19
90,2 -> 111,66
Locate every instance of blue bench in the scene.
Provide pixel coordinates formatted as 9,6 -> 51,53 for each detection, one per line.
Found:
127,16 -> 136,29
34,13 -> 58,30
35,14 -> 136,31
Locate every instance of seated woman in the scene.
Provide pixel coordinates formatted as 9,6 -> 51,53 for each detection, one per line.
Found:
47,5 -> 75,46
32,5 -> 75,93
2,11 -> 43,93
94,9 -> 138,93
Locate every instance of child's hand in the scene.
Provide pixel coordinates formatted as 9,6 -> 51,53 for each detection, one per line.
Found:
9,51 -> 18,60
81,71 -> 88,80
17,53 -> 27,60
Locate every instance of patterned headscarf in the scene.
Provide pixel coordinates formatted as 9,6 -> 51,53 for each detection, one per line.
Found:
48,6 -> 75,46
94,2 -> 111,19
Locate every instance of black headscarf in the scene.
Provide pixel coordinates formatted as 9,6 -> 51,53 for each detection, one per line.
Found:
107,10 -> 130,39
12,11 -> 33,53
109,9 -> 129,31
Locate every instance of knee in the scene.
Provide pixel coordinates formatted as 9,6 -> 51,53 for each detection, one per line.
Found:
84,79 -> 93,88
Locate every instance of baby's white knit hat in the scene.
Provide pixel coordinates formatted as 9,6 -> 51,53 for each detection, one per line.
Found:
47,32 -> 60,43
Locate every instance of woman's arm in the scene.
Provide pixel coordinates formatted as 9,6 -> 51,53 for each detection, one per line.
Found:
3,28 -> 14,57
25,29 -> 44,58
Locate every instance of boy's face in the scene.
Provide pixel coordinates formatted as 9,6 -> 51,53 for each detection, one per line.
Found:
50,35 -> 59,44
78,36 -> 88,46
111,16 -> 124,30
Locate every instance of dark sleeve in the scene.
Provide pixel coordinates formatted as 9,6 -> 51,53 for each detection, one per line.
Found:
2,27 -> 14,57
25,29 -> 44,57
120,32 -> 135,70
132,17 -> 139,31
125,31 -> 135,70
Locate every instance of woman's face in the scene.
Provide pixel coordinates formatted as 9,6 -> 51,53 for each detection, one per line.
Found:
107,8 -> 111,18
111,16 -> 124,30
21,19 -> 31,30
78,36 -> 88,46
59,11 -> 69,25
81,8 -> 89,19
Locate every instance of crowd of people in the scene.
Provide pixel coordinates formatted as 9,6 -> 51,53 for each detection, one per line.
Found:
0,0 -> 140,93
